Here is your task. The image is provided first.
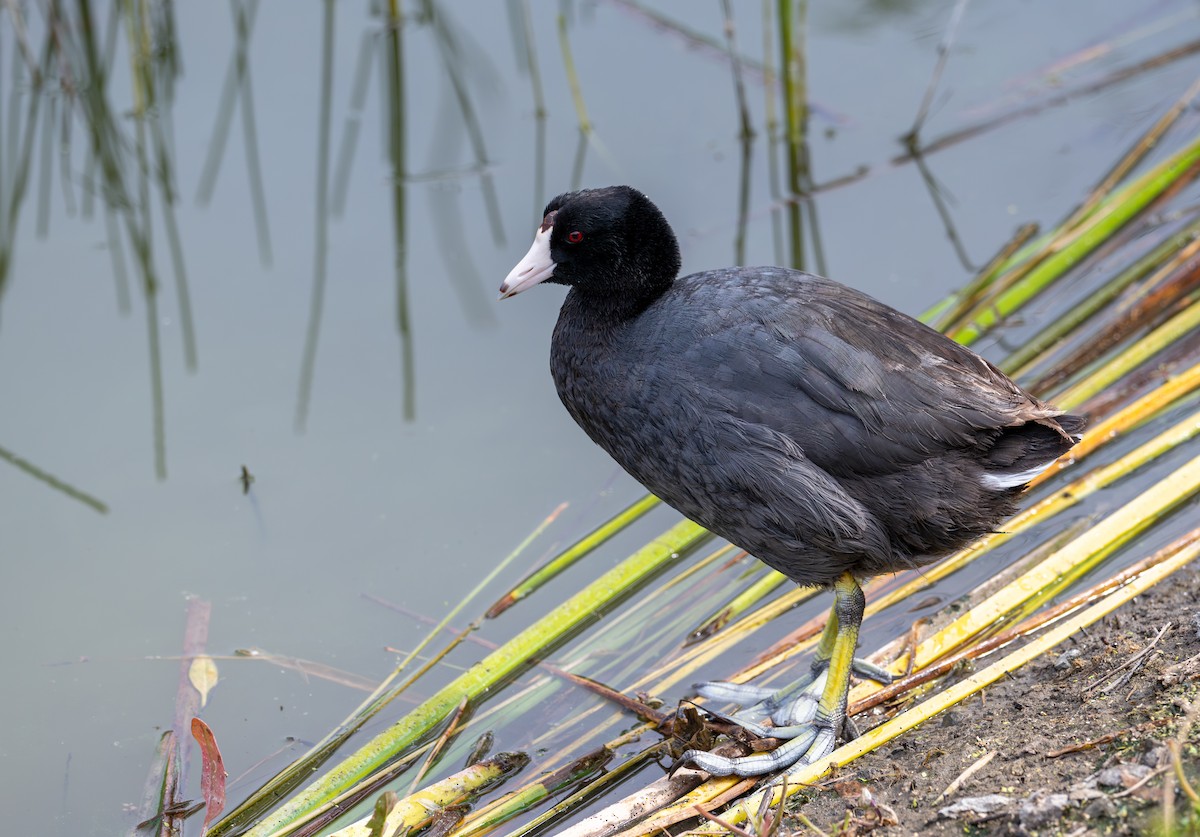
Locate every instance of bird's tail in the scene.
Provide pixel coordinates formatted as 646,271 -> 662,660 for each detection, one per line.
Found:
980,413 -> 1086,490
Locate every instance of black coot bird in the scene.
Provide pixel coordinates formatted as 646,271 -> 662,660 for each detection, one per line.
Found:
499,186 -> 1084,777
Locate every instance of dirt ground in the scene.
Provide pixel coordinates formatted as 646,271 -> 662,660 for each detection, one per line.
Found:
781,565 -> 1200,836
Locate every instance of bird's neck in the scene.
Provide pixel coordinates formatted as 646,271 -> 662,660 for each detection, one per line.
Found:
563,274 -> 670,325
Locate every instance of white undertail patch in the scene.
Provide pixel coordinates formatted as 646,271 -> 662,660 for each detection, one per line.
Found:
980,463 -> 1053,490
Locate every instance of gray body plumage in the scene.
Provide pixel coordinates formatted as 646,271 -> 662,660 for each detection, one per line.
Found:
551,267 -> 1076,587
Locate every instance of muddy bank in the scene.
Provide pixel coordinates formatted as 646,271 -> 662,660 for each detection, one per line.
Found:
785,565 -> 1200,836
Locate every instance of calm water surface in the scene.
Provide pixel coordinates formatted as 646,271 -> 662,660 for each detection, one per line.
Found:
2,2 -> 1199,834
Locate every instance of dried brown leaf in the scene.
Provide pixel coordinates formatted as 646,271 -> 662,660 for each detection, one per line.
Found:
190,717 -> 226,835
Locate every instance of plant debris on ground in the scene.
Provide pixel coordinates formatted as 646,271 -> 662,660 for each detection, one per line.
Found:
775,565 -> 1200,836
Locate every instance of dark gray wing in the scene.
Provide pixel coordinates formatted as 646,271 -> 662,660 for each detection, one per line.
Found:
641,268 -> 1057,479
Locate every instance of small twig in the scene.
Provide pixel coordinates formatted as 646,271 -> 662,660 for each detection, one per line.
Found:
791,809 -> 831,837
407,695 -> 470,793
561,671 -> 670,725
901,618 -> 928,677
1085,623 -> 1171,693
772,775 -> 788,837
905,0 -> 970,144
693,804 -> 757,837
1112,764 -> 1170,799
936,750 -> 996,803
1068,74 -> 1200,226
741,774 -> 789,837
1045,718 -> 1172,758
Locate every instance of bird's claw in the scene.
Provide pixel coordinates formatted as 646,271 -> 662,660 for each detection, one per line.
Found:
685,702 -> 776,738
676,721 -> 834,777
682,653 -> 887,776
851,657 -> 893,684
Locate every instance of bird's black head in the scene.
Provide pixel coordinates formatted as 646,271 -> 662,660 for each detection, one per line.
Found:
499,186 -> 682,313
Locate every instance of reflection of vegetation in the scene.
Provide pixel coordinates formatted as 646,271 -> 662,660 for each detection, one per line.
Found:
617,0 -> 827,268
719,0 -> 755,266
777,0 -> 826,274
5,0 -> 531,493
6,0 -> 517,469
0,18 -> 42,312
197,0 -> 272,267
385,1 -> 415,422
2,0 -> 200,481
297,0 -> 511,427
555,4 -> 620,191
0,442 -> 108,514
509,0 -> 547,221
294,0 -> 336,433
419,0 -> 504,247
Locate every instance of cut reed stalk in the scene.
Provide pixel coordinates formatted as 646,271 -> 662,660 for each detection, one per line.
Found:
850,527 -> 1200,716
487,494 -> 660,617
926,222 -> 1038,331
229,521 -> 708,836
899,452 -> 1200,673
947,133 -> 1200,345
1003,219 -> 1200,378
459,747 -> 645,837
325,752 -> 528,837
1030,259 -> 1200,395
690,563 -> 785,643
1051,299 -> 1200,409
687,533 -> 1200,834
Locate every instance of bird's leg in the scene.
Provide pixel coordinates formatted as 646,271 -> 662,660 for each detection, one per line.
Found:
691,598 -> 841,726
680,572 -> 881,777
692,579 -> 890,727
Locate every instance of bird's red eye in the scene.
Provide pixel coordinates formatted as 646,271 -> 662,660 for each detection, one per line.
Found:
567,230 -> 584,243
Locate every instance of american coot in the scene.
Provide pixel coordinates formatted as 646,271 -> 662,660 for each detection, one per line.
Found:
500,186 -> 1084,777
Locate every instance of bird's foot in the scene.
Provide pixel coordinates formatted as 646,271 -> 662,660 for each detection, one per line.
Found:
691,657 -> 891,728
676,573 -> 884,778
675,713 -> 839,777
679,666 -> 835,776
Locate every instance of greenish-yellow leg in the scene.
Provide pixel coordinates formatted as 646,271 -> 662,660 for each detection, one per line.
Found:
681,572 -> 887,777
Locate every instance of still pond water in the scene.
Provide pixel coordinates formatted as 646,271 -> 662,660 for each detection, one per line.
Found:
2,2 -> 1199,834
